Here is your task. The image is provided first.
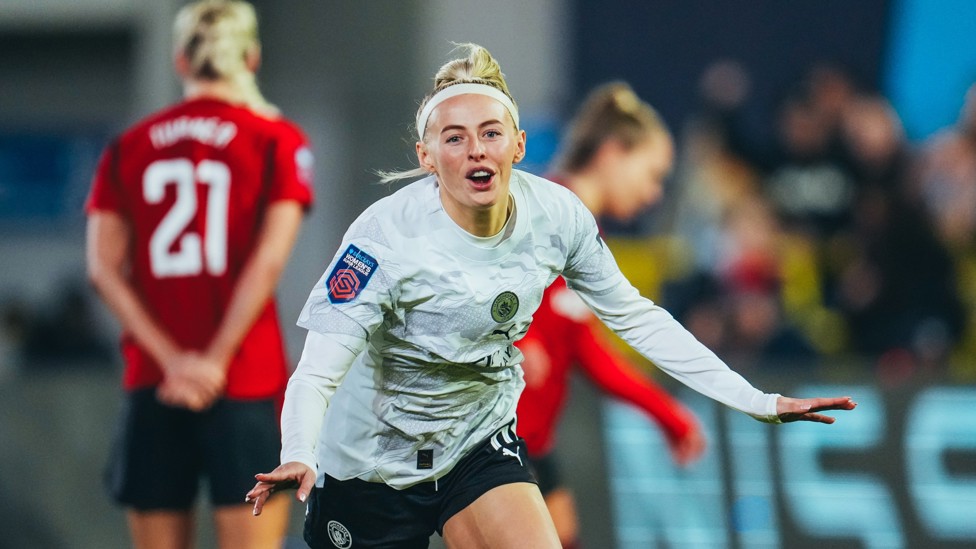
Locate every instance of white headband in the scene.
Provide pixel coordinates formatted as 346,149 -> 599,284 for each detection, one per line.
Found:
416,83 -> 520,140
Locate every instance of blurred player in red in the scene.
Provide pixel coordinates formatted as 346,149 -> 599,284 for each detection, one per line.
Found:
85,1 -> 313,547
517,82 -> 706,548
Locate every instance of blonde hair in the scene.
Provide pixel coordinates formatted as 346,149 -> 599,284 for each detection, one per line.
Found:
173,0 -> 276,115
379,43 -> 517,183
554,82 -> 670,174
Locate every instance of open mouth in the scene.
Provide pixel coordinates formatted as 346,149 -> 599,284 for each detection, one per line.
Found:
466,168 -> 495,186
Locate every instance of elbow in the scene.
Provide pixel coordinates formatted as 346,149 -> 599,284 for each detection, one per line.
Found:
265,256 -> 290,281
253,251 -> 291,286
86,262 -> 104,292
86,259 -> 117,296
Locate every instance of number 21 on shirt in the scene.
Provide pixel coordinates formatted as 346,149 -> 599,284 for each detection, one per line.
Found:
144,158 -> 230,278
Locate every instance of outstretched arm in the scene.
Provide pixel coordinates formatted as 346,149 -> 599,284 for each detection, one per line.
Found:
562,214 -> 855,424
574,322 -> 706,465
247,329 -> 364,514
576,318 -> 855,429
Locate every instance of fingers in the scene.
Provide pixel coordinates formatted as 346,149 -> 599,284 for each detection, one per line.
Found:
163,353 -> 226,401
253,471 -> 308,502
155,383 -> 215,412
813,396 -> 857,411
246,483 -> 304,516
254,471 -> 295,485
776,395 -> 857,423
297,472 -> 316,504
799,413 -> 836,424
245,463 -> 315,515
245,477 -> 279,515
245,481 -> 270,497
800,397 -> 856,417
249,488 -> 270,516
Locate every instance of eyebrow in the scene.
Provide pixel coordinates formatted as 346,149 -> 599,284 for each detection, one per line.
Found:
439,119 -> 506,135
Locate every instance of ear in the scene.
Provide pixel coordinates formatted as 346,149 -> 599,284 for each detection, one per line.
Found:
245,44 -> 262,73
173,50 -> 190,78
416,141 -> 436,173
594,138 -> 626,165
513,129 -> 527,164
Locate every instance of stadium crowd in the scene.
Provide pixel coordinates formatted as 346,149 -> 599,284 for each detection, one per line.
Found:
647,60 -> 975,383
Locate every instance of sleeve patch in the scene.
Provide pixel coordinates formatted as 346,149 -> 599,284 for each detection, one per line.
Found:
327,244 -> 378,303
295,146 -> 314,187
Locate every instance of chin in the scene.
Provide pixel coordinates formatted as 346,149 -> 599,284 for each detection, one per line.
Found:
472,198 -> 500,210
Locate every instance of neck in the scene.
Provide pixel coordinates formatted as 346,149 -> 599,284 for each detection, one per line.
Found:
183,79 -> 240,103
446,194 -> 513,237
563,169 -> 605,217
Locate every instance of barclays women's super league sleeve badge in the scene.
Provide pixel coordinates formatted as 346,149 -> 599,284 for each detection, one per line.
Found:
327,244 -> 378,304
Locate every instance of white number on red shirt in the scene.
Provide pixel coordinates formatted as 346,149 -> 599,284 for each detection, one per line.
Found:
143,158 -> 230,278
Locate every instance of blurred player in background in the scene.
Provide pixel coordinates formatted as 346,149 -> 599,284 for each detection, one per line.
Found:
85,1 -> 313,547
516,82 -> 706,548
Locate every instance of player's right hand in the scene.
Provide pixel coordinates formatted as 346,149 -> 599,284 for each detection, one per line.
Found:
776,395 -> 857,423
246,461 -> 316,516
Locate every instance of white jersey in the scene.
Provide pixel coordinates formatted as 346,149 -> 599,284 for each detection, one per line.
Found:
290,169 -> 779,489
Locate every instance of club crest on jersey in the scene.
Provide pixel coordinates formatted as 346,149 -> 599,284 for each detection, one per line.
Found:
491,291 -> 519,323
327,244 -> 377,304
326,520 -> 352,548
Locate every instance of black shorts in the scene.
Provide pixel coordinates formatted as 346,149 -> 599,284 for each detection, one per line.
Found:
304,422 -> 536,549
526,451 -> 562,496
103,388 -> 281,510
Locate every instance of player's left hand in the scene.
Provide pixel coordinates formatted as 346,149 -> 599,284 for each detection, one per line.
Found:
156,351 -> 227,411
776,396 -> 857,424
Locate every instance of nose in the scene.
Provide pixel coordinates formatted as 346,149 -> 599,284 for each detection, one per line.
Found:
468,139 -> 486,160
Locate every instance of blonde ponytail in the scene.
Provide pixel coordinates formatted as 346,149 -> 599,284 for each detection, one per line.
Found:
173,0 -> 277,116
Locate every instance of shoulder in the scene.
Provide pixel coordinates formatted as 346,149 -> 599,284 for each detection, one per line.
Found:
342,176 -> 437,249
247,111 -> 309,142
513,170 -> 588,224
514,170 -> 582,204
113,101 -> 185,145
513,169 -> 562,192
360,176 -> 436,222
221,104 -> 311,149
329,181 -> 436,287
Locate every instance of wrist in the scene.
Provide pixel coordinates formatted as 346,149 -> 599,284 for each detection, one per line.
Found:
203,344 -> 234,372
151,342 -> 183,374
281,451 -> 318,479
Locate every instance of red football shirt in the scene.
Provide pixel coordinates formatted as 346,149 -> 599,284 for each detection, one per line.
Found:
86,97 -> 314,399
516,277 -> 696,457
